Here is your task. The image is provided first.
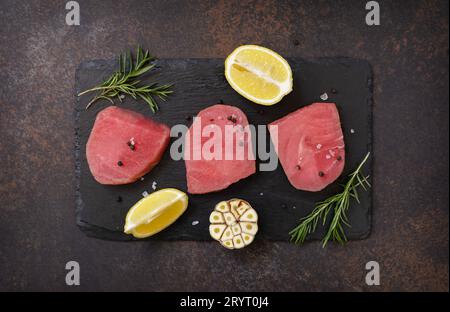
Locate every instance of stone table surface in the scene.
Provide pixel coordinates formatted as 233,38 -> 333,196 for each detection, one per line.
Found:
0,0 -> 448,291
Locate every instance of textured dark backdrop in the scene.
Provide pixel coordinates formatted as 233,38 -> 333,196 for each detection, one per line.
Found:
0,0 -> 448,291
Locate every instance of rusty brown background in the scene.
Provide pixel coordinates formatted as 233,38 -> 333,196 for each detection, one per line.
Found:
0,0 -> 448,291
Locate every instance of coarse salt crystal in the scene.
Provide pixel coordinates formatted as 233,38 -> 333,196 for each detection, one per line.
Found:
142,191 -> 149,197
320,93 -> 328,101
260,192 -> 264,196
152,181 -> 157,190
316,143 -> 322,149
192,220 -> 199,226
350,129 -> 355,134
326,154 -> 331,159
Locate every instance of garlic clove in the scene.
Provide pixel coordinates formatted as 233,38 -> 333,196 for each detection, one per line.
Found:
242,233 -> 254,245
230,199 -> 240,209
231,223 -> 242,235
239,209 -> 258,222
209,211 -> 224,223
223,212 -> 237,226
240,222 -> 258,235
233,234 -> 245,249
236,203 -> 250,216
215,201 -> 230,213
220,226 -> 233,242
221,239 -> 234,249
209,224 -> 227,240
230,207 -> 240,220
229,199 -> 241,219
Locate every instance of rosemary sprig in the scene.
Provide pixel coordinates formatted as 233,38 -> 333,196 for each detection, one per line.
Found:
78,47 -> 173,112
289,152 -> 371,247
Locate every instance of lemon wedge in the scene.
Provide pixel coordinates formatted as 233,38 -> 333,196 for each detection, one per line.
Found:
124,188 -> 188,238
225,45 -> 293,106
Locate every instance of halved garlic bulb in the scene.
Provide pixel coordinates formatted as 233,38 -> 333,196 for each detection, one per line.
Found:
209,199 -> 258,249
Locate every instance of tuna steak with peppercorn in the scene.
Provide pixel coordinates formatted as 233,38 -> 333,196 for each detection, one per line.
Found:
86,106 -> 170,185
184,104 -> 256,194
268,102 -> 345,192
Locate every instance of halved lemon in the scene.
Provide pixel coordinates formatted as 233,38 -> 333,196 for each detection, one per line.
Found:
225,45 -> 293,106
124,188 -> 188,238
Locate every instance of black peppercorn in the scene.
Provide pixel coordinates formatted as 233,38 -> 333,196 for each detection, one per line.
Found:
117,196 -> 123,203
319,171 -> 324,177
118,161 -> 123,166
337,156 -> 342,161
127,141 -> 135,151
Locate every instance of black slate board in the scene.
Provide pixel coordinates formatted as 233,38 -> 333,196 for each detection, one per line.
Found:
75,58 -> 373,241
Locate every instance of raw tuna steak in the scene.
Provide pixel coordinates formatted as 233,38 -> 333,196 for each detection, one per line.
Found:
268,102 -> 345,192
86,106 -> 170,185
185,104 -> 256,194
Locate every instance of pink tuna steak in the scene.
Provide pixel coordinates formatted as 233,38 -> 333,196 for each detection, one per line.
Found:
86,106 -> 170,185
268,102 -> 345,192
185,104 -> 256,194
